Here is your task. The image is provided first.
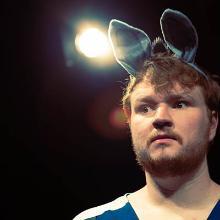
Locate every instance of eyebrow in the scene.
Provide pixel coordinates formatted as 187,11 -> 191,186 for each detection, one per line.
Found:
135,92 -> 195,104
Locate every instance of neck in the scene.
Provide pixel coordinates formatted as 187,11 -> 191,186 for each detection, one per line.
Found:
144,158 -> 214,207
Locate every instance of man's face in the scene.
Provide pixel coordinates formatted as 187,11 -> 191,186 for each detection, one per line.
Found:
129,81 -> 218,177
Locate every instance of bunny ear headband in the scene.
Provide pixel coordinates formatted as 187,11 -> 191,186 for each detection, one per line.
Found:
108,8 -> 207,79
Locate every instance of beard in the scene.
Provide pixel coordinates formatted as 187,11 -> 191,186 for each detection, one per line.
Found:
132,130 -> 209,178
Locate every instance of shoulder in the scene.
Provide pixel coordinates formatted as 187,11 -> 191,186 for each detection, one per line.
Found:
73,194 -> 129,220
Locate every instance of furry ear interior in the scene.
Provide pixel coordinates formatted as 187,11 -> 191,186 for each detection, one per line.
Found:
160,9 -> 198,63
108,19 -> 152,76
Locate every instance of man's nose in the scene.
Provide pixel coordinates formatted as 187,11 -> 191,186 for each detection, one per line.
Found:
152,104 -> 173,129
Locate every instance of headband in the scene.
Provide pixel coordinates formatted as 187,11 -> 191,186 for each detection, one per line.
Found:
108,8 -> 207,79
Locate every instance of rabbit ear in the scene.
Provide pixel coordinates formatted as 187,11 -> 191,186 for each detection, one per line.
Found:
108,19 -> 152,76
160,9 -> 198,63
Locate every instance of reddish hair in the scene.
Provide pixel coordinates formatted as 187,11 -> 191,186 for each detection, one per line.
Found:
122,53 -> 220,177
122,53 -> 220,118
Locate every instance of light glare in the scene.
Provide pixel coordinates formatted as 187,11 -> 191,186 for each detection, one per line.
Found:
75,28 -> 111,58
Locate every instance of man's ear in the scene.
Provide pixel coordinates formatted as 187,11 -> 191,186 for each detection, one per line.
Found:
209,111 -> 219,142
123,107 -> 131,125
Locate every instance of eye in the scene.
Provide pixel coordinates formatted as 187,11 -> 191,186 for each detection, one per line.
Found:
173,101 -> 189,109
139,105 -> 154,113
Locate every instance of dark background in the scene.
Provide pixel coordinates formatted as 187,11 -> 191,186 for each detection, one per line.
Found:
5,0 -> 220,220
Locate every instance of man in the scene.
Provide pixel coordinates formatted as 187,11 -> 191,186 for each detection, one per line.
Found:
73,9 -> 220,219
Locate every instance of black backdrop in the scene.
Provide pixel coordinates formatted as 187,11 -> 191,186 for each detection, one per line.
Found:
5,0 -> 220,219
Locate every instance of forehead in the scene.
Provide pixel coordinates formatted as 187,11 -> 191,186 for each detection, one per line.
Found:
130,81 -> 205,103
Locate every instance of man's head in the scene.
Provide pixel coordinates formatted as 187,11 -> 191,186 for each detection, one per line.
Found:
108,9 -> 220,177
122,53 -> 220,177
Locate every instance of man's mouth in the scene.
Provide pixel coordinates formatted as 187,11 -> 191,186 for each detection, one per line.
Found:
151,134 -> 177,143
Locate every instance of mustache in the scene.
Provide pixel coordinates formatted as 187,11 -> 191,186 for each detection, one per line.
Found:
146,130 -> 182,146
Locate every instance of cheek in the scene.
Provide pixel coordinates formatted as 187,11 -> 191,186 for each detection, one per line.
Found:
130,115 -> 152,139
178,110 -> 209,139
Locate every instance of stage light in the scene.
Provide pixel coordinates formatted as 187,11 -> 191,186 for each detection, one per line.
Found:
87,88 -> 128,140
75,28 -> 111,58
109,107 -> 127,129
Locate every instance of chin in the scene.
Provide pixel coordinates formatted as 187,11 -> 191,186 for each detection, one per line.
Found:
135,144 -> 207,177
149,143 -> 181,159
